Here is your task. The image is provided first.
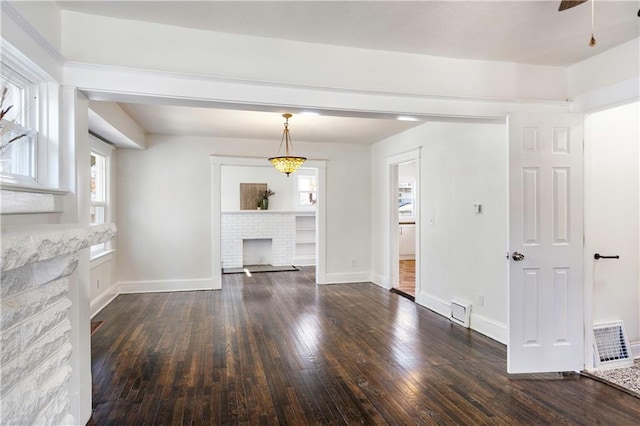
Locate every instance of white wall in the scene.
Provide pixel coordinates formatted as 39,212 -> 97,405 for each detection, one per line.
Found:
116,135 -> 371,287
221,165 -> 296,211
568,38 -> 640,112
568,38 -> 640,99
372,120 -> 508,342
586,101 -> 640,354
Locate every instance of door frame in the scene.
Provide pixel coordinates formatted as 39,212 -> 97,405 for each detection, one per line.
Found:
386,149 -> 421,295
210,155 -> 327,288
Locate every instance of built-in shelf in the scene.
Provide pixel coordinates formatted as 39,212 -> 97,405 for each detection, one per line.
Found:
294,214 -> 316,266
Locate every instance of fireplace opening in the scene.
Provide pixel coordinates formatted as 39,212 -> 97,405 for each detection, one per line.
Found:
243,238 -> 273,266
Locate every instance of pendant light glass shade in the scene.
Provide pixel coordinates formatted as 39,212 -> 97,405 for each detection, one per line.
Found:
269,113 -> 306,176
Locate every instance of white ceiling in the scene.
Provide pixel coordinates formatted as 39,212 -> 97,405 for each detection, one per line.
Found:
56,0 -> 640,66
119,104 -> 423,145
61,0 -> 639,145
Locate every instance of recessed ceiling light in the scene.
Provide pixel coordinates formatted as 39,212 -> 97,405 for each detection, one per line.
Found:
397,115 -> 420,122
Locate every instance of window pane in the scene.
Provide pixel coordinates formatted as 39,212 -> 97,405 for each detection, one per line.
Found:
298,191 -> 317,206
91,153 -> 106,203
297,174 -> 317,207
1,80 -> 25,125
298,176 -> 316,192
2,69 -> 36,180
0,131 -> 35,178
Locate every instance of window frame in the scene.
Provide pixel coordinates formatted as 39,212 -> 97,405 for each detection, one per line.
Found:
89,135 -> 114,258
295,170 -> 317,210
1,64 -> 39,184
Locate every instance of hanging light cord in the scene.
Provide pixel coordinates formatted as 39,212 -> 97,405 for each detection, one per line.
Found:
589,0 -> 596,47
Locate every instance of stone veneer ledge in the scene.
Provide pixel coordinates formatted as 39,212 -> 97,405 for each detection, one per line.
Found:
1,223 -> 117,272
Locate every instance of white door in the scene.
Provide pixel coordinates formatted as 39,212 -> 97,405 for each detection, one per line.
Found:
508,112 -> 584,374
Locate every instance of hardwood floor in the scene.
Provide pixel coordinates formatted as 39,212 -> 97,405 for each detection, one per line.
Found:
397,259 -> 416,297
89,267 -> 640,425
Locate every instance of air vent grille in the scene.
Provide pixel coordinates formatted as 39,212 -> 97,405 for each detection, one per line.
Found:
593,321 -> 633,369
450,299 -> 471,328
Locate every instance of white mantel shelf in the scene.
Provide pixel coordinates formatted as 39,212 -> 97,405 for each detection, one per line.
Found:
1,223 -> 117,272
222,210 -> 315,215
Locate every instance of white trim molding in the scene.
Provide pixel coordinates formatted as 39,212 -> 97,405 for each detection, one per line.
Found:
90,287 -> 119,319
65,62 -> 571,121
322,272 -> 371,285
118,278 -> 216,294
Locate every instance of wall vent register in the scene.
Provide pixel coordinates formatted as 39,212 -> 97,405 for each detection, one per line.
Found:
593,321 -> 633,369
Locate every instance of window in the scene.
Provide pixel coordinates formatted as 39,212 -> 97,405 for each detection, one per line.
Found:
297,173 -> 317,208
1,43 -> 60,194
0,65 -> 37,182
398,181 -> 415,217
89,136 -> 113,256
90,151 -> 106,225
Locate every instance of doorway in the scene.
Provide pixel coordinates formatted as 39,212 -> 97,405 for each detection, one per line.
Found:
211,156 -> 327,287
396,161 -> 417,299
387,149 -> 421,300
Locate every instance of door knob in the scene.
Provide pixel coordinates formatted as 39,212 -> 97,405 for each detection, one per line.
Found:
511,251 -> 525,261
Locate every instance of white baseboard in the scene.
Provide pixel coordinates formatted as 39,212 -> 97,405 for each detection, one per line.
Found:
321,271 -> 371,284
416,293 -> 450,317
292,255 -> 316,266
370,272 -> 388,289
471,313 -> 507,345
631,341 -> 640,359
90,287 -> 119,318
119,278 -> 216,294
415,292 -> 507,344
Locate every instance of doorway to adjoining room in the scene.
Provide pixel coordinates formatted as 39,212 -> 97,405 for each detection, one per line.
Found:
395,160 -> 417,299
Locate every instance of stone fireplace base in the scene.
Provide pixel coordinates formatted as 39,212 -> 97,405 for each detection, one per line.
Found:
1,223 -> 116,425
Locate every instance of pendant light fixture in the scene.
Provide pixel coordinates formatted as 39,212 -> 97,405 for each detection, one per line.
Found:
269,113 -> 306,177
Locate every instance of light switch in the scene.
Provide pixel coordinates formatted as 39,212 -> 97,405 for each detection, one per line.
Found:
474,204 -> 482,214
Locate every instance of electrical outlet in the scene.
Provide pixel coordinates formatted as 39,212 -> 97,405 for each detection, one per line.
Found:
477,294 -> 484,307
351,259 -> 357,268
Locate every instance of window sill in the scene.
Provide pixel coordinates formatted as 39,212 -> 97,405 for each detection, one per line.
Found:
1,180 -> 68,195
90,249 -> 116,264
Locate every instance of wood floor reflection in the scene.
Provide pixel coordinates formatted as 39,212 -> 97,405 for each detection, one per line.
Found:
398,259 -> 416,297
89,267 -> 640,424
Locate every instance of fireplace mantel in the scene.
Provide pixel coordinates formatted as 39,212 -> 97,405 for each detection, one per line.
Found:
1,223 -> 117,271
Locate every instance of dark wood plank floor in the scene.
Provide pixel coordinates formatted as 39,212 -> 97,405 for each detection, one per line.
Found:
89,267 -> 640,425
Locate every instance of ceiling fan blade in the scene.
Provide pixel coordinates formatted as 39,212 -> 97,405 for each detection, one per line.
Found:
558,0 -> 588,12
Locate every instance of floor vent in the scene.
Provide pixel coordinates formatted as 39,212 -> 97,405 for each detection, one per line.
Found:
450,299 -> 471,328
593,321 -> 633,369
